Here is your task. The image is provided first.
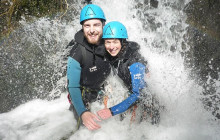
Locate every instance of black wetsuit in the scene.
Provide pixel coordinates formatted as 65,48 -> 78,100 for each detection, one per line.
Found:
106,41 -> 148,116
107,41 -> 148,89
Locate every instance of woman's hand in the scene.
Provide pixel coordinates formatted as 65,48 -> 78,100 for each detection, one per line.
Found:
97,108 -> 112,120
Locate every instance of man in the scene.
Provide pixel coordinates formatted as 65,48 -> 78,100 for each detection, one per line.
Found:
67,4 -> 111,131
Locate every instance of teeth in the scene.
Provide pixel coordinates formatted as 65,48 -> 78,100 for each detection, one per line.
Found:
90,35 -> 96,38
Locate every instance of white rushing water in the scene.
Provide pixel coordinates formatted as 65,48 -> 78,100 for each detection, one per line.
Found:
0,0 -> 220,140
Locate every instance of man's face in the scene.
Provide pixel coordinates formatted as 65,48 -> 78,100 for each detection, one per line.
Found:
83,19 -> 103,45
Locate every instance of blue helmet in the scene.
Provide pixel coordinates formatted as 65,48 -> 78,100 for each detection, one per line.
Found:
80,4 -> 106,24
102,21 -> 128,39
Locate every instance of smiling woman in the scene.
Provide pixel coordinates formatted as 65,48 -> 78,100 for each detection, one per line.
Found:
97,21 -> 151,123
104,39 -> 122,57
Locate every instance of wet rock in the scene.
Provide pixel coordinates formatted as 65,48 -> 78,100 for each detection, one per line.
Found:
184,0 -> 220,119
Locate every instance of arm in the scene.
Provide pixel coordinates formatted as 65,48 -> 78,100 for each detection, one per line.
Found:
67,54 -> 101,130
67,57 -> 87,116
110,62 -> 146,115
97,62 -> 146,118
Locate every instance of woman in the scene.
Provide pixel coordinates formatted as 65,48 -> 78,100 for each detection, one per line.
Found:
97,21 -> 150,121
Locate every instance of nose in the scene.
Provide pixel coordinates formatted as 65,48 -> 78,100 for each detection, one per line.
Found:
109,43 -> 114,49
90,26 -> 95,33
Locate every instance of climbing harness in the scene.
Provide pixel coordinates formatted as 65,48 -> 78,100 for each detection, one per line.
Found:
67,86 -> 105,129
103,95 -> 109,108
130,104 -> 138,125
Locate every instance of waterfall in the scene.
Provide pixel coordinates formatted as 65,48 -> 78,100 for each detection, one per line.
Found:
0,0 -> 219,140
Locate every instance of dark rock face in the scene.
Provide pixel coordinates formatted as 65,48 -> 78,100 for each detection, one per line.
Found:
0,0 -> 67,39
184,0 -> 220,119
184,0 -> 220,40
0,0 -> 79,113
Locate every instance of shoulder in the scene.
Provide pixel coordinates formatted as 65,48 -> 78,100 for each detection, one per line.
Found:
74,29 -> 84,44
125,41 -> 140,58
126,41 -> 148,66
67,40 -> 84,64
128,41 -> 140,50
66,29 -> 84,51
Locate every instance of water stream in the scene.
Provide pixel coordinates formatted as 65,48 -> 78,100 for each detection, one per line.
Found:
0,0 -> 219,140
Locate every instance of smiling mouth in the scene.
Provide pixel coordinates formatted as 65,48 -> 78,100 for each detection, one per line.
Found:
89,34 -> 97,37
110,50 -> 117,53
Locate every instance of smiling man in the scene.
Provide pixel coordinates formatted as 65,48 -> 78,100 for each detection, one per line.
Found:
66,4 -> 111,131
83,19 -> 103,45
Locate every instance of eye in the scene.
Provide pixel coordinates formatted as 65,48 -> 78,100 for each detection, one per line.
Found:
105,41 -> 111,46
114,40 -> 120,44
84,24 -> 90,28
94,23 -> 101,27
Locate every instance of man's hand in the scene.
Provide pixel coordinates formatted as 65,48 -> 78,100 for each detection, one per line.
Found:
81,111 -> 101,130
97,108 -> 112,120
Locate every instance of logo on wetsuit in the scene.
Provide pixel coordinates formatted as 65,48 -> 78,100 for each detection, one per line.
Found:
134,73 -> 142,79
89,66 -> 97,72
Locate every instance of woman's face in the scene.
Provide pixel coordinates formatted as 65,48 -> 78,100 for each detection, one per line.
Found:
104,39 -> 122,57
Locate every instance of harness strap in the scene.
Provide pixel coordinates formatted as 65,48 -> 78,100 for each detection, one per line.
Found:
81,86 -> 100,92
81,87 -> 85,96
76,117 -> 81,129
103,95 -> 108,108
67,86 -> 100,104
130,104 -> 138,125
67,94 -> 72,104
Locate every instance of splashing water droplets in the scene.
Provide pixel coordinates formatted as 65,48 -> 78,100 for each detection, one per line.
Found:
0,0 -> 219,140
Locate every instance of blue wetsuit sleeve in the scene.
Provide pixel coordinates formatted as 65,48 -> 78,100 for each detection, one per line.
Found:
110,62 -> 146,116
67,57 -> 87,116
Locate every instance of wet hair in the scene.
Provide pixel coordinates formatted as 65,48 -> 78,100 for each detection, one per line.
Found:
119,39 -> 128,53
101,20 -> 105,26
